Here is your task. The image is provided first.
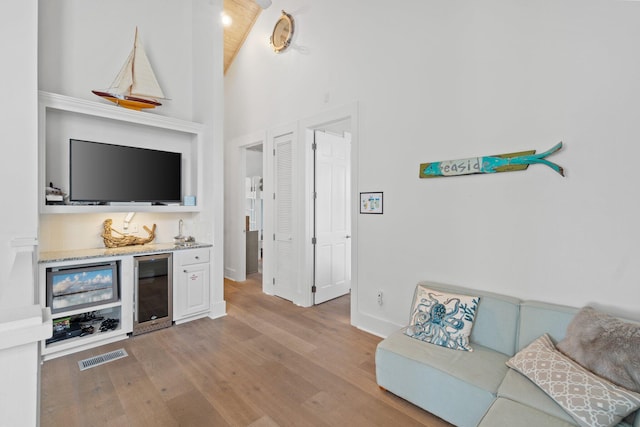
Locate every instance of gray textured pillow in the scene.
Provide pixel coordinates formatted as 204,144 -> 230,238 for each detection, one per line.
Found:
557,306 -> 640,393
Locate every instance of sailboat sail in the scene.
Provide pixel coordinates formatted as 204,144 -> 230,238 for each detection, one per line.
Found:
93,28 -> 165,110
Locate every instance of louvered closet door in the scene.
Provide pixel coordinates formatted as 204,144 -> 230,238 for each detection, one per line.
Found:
273,133 -> 295,302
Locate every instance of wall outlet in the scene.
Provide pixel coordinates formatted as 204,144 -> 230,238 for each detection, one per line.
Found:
377,290 -> 383,306
123,223 -> 139,234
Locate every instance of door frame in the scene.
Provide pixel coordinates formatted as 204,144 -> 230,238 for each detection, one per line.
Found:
299,103 -> 359,309
226,131 -> 266,283
233,103 -> 359,316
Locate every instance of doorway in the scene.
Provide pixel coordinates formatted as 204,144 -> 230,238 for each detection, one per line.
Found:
244,144 -> 263,277
262,106 -> 357,309
230,104 -> 358,313
226,130 -> 267,285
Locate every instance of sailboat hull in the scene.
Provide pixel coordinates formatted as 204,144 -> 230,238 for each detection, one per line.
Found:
92,90 -> 161,111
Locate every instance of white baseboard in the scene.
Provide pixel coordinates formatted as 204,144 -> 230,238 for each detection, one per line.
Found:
208,300 -> 227,319
224,267 -> 236,279
351,310 -> 404,339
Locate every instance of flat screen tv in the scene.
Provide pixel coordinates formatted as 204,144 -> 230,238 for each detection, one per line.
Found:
69,139 -> 182,204
46,262 -> 119,314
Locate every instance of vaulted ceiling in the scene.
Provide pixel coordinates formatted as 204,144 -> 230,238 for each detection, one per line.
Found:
223,0 -> 262,74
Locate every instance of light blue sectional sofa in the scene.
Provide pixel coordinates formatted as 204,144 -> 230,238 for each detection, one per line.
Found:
375,281 -> 640,427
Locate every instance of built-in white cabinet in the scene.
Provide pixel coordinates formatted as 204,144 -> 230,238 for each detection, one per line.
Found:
38,244 -> 211,360
174,248 -> 211,323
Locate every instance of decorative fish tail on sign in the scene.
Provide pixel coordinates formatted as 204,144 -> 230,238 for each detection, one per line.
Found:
420,142 -> 565,178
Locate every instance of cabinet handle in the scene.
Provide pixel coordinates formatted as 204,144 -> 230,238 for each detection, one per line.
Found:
134,265 -> 139,322
195,256 -> 199,260
184,269 -> 188,273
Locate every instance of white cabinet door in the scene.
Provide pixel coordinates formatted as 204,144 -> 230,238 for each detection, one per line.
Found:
175,248 -> 211,322
178,263 -> 210,317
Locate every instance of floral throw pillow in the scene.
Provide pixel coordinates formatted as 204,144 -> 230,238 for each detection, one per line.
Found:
404,286 -> 479,351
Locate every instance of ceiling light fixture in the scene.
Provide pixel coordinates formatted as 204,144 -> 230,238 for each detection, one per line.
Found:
221,11 -> 232,27
254,0 -> 272,9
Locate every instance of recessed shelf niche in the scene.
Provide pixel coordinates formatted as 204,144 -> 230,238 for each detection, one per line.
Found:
38,91 -> 204,214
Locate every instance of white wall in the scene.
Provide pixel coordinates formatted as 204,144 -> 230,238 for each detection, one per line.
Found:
0,2 -> 42,425
39,1 -> 193,120
191,0 -> 226,317
0,0 -> 38,308
225,0 -> 640,336
246,149 -> 263,177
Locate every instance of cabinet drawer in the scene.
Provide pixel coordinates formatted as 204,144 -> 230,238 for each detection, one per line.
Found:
178,248 -> 210,266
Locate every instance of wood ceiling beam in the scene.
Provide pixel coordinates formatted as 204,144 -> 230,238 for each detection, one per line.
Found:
224,0 -> 262,74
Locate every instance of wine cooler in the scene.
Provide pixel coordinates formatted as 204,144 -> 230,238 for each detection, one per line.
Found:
133,253 -> 173,335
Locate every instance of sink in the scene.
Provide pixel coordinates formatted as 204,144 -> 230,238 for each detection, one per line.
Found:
175,242 -> 197,248
174,238 -> 198,248
173,219 -> 197,247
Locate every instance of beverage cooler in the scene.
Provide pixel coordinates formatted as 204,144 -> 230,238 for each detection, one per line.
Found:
133,253 -> 172,335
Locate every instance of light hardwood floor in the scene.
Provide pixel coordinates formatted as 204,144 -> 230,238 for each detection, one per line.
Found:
41,274 -> 452,427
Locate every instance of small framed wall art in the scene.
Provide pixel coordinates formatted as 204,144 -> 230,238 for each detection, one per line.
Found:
360,192 -> 383,214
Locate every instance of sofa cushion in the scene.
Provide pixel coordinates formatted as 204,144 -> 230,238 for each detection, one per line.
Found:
497,370 -> 639,427
376,329 -> 510,427
479,397 -> 578,427
517,301 -> 578,351
557,306 -> 640,394
416,281 -> 521,356
404,285 -> 479,351
380,329 -> 509,393
498,368 -> 577,424
506,334 -> 640,427
480,395 -> 638,427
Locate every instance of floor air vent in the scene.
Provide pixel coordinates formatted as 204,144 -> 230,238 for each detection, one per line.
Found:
78,349 -> 128,371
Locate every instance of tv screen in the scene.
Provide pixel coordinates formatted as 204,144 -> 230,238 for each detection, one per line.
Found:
47,262 -> 119,314
69,139 -> 181,203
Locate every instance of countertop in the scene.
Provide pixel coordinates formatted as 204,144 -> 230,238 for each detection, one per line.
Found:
39,242 -> 212,264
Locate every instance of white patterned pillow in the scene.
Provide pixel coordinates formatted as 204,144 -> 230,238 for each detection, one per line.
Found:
507,334 -> 640,427
404,286 -> 479,351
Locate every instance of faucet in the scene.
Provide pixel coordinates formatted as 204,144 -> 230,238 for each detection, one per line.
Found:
174,219 -> 186,246
175,218 -> 195,246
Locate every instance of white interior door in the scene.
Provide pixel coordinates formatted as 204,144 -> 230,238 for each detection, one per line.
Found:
314,130 -> 351,304
273,133 -> 295,301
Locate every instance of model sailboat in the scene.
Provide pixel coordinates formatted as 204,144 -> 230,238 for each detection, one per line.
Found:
92,28 -> 165,110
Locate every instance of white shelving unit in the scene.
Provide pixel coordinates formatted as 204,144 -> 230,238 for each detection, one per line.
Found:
38,255 -> 134,361
38,91 -> 205,214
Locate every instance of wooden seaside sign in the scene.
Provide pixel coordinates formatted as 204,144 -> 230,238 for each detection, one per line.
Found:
420,142 -> 565,178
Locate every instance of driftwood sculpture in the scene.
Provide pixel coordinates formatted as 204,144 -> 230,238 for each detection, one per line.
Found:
101,219 -> 157,248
